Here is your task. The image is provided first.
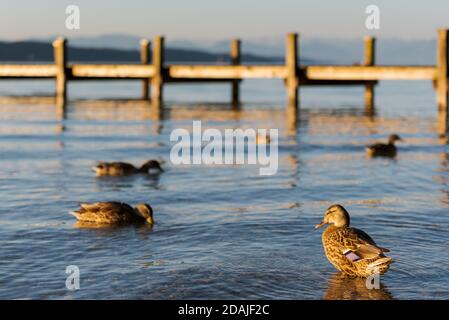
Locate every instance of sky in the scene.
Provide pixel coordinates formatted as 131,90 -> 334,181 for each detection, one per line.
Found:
1,0 -> 448,41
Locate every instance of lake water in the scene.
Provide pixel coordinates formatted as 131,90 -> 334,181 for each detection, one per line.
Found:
0,79 -> 448,299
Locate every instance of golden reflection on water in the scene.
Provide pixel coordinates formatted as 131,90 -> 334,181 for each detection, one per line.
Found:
1,96 -> 448,299
0,99 -> 447,167
0,98 -> 448,143
438,152 -> 449,206
323,272 -> 394,300
74,220 -> 154,232
308,112 -> 434,136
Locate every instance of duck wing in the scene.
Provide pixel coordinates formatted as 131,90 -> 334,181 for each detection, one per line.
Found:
110,162 -> 135,170
366,142 -> 386,151
351,227 -> 389,252
93,162 -> 138,175
330,227 -> 390,261
80,201 -> 115,211
73,202 -> 134,222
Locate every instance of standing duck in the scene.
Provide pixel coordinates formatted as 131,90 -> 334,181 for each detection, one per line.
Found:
315,204 -> 392,277
93,160 -> 163,176
70,202 -> 154,225
366,134 -> 403,157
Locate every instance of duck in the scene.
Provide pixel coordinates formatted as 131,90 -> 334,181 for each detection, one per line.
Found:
366,134 -> 403,157
70,202 -> 154,225
93,160 -> 163,176
315,204 -> 392,277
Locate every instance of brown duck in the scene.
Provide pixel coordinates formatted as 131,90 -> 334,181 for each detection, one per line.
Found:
315,204 -> 392,277
93,160 -> 163,176
70,202 -> 154,225
366,134 -> 403,157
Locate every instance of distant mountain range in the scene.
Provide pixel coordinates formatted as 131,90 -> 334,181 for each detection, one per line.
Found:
0,34 -> 438,65
0,41 -> 283,64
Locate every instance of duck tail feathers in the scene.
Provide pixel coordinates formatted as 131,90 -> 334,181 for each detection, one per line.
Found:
367,257 -> 393,273
69,211 -> 81,220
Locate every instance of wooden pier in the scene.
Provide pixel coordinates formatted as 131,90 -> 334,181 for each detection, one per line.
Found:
0,29 -> 448,134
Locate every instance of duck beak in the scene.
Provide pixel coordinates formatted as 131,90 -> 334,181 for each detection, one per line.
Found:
146,216 -> 154,225
315,221 -> 326,229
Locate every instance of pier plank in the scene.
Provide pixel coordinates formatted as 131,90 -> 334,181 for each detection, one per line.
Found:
0,65 -> 57,78
304,65 -> 436,81
70,64 -> 155,79
168,65 -> 287,79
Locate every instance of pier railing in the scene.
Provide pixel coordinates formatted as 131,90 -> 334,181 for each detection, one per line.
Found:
0,30 -> 448,134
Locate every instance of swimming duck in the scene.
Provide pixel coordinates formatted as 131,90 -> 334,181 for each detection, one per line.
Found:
315,204 -> 392,277
93,160 -> 163,176
366,134 -> 403,157
70,202 -> 154,225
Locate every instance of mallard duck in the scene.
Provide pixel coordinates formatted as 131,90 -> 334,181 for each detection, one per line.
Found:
315,204 -> 392,277
93,160 -> 163,176
366,134 -> 403,157
70,202 -> 154,225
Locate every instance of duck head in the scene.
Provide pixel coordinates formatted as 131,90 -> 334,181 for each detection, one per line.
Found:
140,160 -> 164,172
315,204 -> 350,229
388,134 -> 403,145
93,163 -> 107,175
135,203 -> 154,224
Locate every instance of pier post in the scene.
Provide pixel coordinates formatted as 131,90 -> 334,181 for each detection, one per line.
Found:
286,33 -> 299,128
140,39 -> 150,100
151,36 -> 164,116
437,29 -> 449,135
53,38 -> 67,103
231,39 -> 241,109
364,36 -> 376,115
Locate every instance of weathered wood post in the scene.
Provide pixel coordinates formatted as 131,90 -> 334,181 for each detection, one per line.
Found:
286,33 -> 299,130
140,39 -> 150,100
364,36 -> 376,114
231,39 -> 241,109
53,38 -> 67,104
151,36 -> 164,116
437,29 -> 448,135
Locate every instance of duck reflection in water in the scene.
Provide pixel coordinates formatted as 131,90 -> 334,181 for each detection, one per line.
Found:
323,272 -> 394,300
93,160 -> 164,176
74,220 -> 155,235
93,160 -> 164,190
94,169 -> 163,190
